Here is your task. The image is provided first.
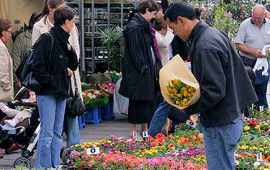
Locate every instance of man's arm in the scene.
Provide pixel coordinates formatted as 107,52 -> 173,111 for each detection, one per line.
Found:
235,43 -> 264,58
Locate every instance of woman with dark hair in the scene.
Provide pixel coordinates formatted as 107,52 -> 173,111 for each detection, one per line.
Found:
12,12 -> 42,93
33,0 -> 81,149
32,6 -> 78,169
119,0 -> 161,140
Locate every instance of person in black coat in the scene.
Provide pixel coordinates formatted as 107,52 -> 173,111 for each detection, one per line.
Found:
31,6 -> 78,169
119,0 -> 161,139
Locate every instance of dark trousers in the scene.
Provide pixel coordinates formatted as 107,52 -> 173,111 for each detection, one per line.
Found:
254,79 -> 269,109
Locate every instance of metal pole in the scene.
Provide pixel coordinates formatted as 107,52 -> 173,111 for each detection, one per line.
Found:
121,0 -> 124,28
79,0 -> 86,81
92,0 -> 95,74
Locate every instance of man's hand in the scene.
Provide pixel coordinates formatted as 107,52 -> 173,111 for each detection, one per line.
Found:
179,109 -> 185,113
67,68 -> 73,76
67,44 -> 71,51
253,49 -> 264,58
15,81 -> 21,88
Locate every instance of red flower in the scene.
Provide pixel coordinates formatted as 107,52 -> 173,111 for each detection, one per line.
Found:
81,161 -> 87,167
250,122 -> 256,127
265,127 -> 270,131
262,133 -> 266,136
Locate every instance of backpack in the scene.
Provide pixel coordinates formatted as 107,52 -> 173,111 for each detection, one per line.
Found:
16,32 -> 54,92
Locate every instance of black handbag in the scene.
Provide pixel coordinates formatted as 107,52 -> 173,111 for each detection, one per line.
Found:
66,72 -> 86,118
16,32 -> 54,92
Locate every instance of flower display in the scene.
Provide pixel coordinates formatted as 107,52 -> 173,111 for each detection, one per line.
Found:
167,79 -> 196,106
82,89 -> 110,109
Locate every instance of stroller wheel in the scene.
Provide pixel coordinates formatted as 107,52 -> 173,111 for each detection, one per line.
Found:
61,148 -> 71,164
14,157 -> 32,168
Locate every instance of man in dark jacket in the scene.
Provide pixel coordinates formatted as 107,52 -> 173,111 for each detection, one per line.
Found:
164,2 -> 258,170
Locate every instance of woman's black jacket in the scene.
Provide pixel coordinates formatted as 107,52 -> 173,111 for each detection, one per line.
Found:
119,13 -> 161,101
32,25 -> 78,98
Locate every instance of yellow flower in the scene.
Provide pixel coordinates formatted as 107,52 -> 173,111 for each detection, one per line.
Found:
198,133 -> 203,139
255,125 -> 260,130
243,126 -> 250,131
263,123 -> 268,126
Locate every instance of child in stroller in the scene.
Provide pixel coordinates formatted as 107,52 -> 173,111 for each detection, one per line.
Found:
0,90 -> 36,127
0,87 -> 39,164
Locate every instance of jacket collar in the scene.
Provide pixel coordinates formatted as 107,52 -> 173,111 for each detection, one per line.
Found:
251,17 -> 266,24
25,30 -> 32,39
188,21 -> 208,46
50,25 -> 70,44
123,13 -> 150,36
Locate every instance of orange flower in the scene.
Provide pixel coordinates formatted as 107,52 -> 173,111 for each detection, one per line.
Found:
82,155 -> 88,160
180,136 -> 187,142
155,133 -> 165,139
189,135 -> 196,140
168,144 -> 175,150
198,133 -> 203,139
167,135 -> 173,141
81,161 -> 87,167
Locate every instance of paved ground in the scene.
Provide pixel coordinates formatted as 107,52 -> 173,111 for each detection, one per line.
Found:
0,113 -> 130,169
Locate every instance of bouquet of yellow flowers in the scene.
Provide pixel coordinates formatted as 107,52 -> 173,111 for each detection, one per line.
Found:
159,55 -> 200,110
167,79 -> 196,106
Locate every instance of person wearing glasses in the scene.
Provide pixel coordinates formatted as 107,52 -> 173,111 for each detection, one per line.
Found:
0,19 -> 13,106
0,18 -> 13,159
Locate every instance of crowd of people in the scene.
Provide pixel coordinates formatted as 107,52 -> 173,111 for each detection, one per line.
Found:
0,0 -> 81,168
0,0 -> 270,169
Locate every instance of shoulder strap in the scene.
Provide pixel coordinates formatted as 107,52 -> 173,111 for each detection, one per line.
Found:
45,32 -> 54,70
72,72 -> 78,90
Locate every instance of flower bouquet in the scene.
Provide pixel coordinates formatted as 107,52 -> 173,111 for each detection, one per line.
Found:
159,55 -> 200,122
97,81 -> 115,102
159,55 -> 200,109
167,79 -> 196,106
82,89 -> 110,109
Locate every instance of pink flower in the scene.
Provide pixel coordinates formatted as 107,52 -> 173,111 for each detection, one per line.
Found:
240,15 -> 243,18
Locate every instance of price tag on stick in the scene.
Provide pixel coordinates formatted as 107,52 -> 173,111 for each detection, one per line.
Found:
87,147 -> 100,155
186,120 -> 197,128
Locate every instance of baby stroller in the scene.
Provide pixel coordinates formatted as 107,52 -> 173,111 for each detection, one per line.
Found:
0,87 -> 40,168
0,87 -> 73,168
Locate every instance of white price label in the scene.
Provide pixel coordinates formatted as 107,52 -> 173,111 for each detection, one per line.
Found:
87,147 -> 99,155
256,153 -> 263,162
142,131 -> 148,138
186,120 -> 197,128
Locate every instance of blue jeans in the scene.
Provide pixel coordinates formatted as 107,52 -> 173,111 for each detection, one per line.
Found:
35,95 -> 66,169
200,116 -> 243,170
148,100 -> 189,137
64,115 -> 80,147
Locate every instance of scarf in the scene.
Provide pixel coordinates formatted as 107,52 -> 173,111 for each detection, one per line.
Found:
0,37 -> 4,44
138,13 -> 162,60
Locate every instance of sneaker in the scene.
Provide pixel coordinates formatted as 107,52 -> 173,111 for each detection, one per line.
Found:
162,118 -> 172,136
5,143 -> 22,154
4,118 -> 19,128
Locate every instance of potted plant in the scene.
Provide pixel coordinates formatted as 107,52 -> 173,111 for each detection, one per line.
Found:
98,26 -> 123,72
